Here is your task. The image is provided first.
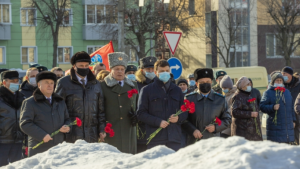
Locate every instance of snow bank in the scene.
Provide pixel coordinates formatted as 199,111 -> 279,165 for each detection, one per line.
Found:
3,137 -> 300,169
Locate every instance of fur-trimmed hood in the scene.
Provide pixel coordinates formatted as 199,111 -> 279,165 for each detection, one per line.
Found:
135,69 -> 146,83
33,88 -> 63,103
104,73 -> 135,87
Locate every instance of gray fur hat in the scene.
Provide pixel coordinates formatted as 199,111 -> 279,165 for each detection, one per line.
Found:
271,72 -> 284,85
108,52 -> 129,69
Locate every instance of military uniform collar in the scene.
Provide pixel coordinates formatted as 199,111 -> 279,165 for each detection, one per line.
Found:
104,73 -> 135,87
196,89 -> 214,101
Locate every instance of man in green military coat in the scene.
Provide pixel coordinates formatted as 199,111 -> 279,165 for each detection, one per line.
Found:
212,71 -> 227,94
100,52 -> 138,154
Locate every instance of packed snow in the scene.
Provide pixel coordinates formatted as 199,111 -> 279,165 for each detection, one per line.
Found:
2,137 -> 300,169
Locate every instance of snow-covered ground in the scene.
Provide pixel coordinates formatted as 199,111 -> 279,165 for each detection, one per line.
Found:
2,136 -> 300,169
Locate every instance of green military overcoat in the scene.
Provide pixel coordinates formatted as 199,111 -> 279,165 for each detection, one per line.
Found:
100,74 -> 138,154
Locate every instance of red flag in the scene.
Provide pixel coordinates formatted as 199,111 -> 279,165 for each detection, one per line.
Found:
90,41 -> 114,71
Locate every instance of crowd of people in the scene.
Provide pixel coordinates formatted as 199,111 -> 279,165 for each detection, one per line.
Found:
0,51 -> 300,167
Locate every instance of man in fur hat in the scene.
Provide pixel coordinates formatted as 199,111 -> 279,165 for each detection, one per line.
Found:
55,51 -> 106,143
135,56 -> 157,153
100,52 -> 138,154
20,72 -> 71,157
0,71 -> 25,167
182,68 -> 231,145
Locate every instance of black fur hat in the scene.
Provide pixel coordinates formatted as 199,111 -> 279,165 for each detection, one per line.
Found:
70,51 -> 91,65
194,68 -> 214,81
36,71 -> 57,83
2,71 -> 19,80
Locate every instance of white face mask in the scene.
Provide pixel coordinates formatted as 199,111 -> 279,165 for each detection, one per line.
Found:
29,77 -> 37,86
274,83 -> 284,87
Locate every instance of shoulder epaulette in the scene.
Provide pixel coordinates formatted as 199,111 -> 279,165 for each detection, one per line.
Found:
214,92 -> 225,98
185,91 -> 197,97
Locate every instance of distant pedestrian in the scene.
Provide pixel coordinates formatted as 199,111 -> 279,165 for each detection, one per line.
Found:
50,67 -> 64,80
93,63 -> 106,77
212,71 -> 227,94
187,74 -> 197,92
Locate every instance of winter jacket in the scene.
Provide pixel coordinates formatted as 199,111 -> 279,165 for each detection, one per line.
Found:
20,88 -> 71,156
231,89 -> 263,141
284,76 -> 300,123
260,86 -> 296,143
212,83 -> 222,94
137,78 -> 187,145
182,90 -> 231,145
135,69 -> 154,144
19,80 -> 37,98
187,85 -> 197,93
55,68 -> 105,143
0,87 -> 25,144
221,86 -> 237,136
295,93 -> 300,115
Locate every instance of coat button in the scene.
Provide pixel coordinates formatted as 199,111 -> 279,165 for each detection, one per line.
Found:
120,117 -> 123,120
120,105 -> 122,108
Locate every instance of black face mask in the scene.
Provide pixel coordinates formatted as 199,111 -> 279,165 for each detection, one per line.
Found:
199,83 -> 211,93
57,76 -> 62,80
76,67 -> 89,77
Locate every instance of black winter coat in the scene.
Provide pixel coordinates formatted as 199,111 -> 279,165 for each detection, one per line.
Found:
0,87 -> 25,144
182,90 -> 231,145
20,89 -> 71,157
250,88 -> 261,111
137,78 -> 187,145
55,68 -> 105,143
19,81 -> 37,98
284,76 -> 300,125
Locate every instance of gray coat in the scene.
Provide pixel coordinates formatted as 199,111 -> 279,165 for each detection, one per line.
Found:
55,68 -> 105,143
0,87 -> 25,144
20,88 -> 71,157
182,90 -> 231,145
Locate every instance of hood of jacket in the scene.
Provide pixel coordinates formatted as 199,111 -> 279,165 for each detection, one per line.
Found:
104,73 -> 135,87
33,88 -> 63,103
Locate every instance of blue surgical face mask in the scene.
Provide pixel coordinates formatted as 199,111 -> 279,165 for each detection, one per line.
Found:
283,76 -> 289,82
183,89 -> 188,93
223,89 -> 229,93
189,80 -> 196,86
29,77 -> 37,86
145,71 -> 156,80
245,86 -> 252,92
127,74 -> 136,81
274,83 -> 284,87
9,83 -> 20,92
159,72 -> 170,83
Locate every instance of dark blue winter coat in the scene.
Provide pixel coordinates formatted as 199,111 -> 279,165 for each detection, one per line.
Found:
137,78 -> 187,145
260,86 -> 297,143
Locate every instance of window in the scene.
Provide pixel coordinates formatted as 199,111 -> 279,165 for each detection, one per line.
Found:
0,47 -> 6,64
85,5 -> 118,24
21,47 -> 37,64
125,46 -> 139,62
59,9 -> 73,26
20,8 -> 37,26
0,4 -> 11,24
266,33 -> 300,58
189,0 -> 195,15
58,47 -> 72,63
87,46 -> 102,54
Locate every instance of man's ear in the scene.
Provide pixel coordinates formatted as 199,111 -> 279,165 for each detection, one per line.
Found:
26,76 -> 29,81
2,80 -> 6,86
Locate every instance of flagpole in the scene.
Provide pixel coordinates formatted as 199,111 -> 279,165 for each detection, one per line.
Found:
118,0 -> 125,53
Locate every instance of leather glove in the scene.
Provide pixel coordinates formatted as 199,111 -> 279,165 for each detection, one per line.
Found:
128,111 -> 138,126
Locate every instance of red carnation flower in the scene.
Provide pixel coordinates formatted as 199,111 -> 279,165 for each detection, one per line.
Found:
128,89 -> 138,98
106,123 -> 112,128
274,87 -> 280,91
215,117 -> 222,126
76,117 -> 82,127
104,126 -> 111,133
184,99 -> 190,105
109,130 -> 115,137
25,147 -> 28,156
188,102 -> 195,113
132,89 -> 138,94
181,105 -> 187,112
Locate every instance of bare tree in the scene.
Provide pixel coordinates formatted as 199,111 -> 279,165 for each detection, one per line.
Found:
260,0 -> 300,66
26,0 -> 78,67
204,0 -> 255,67
104,0 -> 204,59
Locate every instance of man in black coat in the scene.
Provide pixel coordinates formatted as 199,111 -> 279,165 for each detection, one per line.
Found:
137,60 -> 187,151
135,56 -> 157,153
182,68 -> 231,145
282,66 -> 300,145
0,71 -> 25,167
55,51 -> 106,143
20,72 -> 71,157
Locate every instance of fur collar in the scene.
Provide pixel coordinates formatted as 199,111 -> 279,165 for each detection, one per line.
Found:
70,67 -> 97,84
104,73 -> 135,87
0,86 -> 25,109
135,69 -> 153,84
33,88 -> 63,103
